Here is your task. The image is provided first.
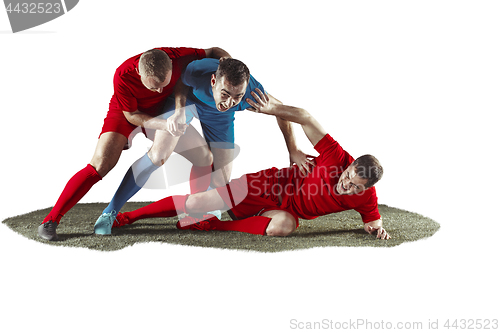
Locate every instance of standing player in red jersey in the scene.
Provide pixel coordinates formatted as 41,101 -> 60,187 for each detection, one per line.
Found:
111,89 -> 391,240
38,46 -> 230,241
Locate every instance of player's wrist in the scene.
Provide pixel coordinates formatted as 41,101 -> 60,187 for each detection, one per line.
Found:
172,106 -> 187,115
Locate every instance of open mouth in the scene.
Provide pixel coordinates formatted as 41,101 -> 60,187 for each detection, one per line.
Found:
218,104 -> 229,112
337,182 -> 348,193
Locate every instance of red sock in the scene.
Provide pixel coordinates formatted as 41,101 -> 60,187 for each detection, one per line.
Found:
189,164 -> 212,194
210,216 -> 272,235
124,195 -> 189,224
43,164 -> 102,224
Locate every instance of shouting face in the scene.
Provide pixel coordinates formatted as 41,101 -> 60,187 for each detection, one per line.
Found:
211,74 -> 247,112
336,164 -> 369,195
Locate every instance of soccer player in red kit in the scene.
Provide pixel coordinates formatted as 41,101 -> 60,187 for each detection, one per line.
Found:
112,89 -> 391,240
38,46 -> 230,241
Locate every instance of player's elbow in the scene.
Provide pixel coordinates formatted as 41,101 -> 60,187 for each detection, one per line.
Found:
123,110 -> 142,127
208,47 -> 231,59
297,108 -> 314,125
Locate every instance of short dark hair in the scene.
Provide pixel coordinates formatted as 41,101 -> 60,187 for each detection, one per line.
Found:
215,58 -> 250,87
138,49 -> 172,83
353,154 -> 383,188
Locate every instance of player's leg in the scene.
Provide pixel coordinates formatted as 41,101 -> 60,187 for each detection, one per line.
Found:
261,209 -> 297,236
181,145 -> 233,220
38,132 -> 127,241
93,98 -> 196,234
94,129 -> 181,235
173,124 -> 213,194
147,129 -> 183,166
210,147 -> 234,188
90,132 -> 129,177
185,188 -> 228,213
114,188 -> 228,227
177,173 -> 295,236
175,123 -> 235,219
95,100 -> 200,234
199,117 -> 235,189
177,209 -> 297,236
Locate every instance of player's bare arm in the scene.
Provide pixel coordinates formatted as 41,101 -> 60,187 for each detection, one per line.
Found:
166,80 -> 190,136
364,219 -> 391,239
204,47 -> 232,59
276,115 -> 315,176
122,110 -> 172,132
246,90 -> 315,175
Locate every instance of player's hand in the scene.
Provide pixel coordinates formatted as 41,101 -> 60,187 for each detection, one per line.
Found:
166,110 -> 188,136
245,88 -> 273,114
289,149 -> 316,176
364,219 -> 391,240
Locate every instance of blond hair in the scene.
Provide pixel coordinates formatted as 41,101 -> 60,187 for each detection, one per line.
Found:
138,49 -> 172,83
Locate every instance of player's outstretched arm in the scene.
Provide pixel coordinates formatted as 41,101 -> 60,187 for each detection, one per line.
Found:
275,110 -> 315,175
269,95 -> 314,175
246,88 -> 327,146
364,219 -> 391,240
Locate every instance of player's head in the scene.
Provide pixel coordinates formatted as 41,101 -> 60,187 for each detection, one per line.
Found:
336,155 -> 383,195
211,58 -> 250,112
136,49 -> 173,93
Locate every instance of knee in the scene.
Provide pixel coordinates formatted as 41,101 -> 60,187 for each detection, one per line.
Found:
148,148 -> 169,166
200,148 -> 213,167
211,176 -> 227,189
90,156 -> 115,178
185,194 -> 202,214
189,147 -> 213,170
265,217 -> 296,237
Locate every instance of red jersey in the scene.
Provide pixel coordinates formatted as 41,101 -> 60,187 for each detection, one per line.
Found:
244,134 -> 380,223
108,47 -> 206,116
282,134 -> 380,222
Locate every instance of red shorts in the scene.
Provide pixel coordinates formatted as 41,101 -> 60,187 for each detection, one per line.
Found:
216,170 -> 300,228
99,110 -> 156,150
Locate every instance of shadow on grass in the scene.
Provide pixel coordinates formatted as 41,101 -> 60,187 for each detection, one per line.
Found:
291,228 -> 364,238
2,203 -> 440,252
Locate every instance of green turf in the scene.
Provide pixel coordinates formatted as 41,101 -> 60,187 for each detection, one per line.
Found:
2,202 -> 440,252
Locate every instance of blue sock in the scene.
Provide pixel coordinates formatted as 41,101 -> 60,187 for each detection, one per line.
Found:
102,153 -> 159,214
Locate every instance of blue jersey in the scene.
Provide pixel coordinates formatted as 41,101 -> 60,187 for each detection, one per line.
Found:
178,58 -> 265,148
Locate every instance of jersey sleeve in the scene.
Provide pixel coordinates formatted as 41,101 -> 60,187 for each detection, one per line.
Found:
182,58 -> 219,88
237,74 -> 265,111
313,134 -> 353,168
355,189 -> 381,223
181,60 -> 198,88
113,73 -> 137,112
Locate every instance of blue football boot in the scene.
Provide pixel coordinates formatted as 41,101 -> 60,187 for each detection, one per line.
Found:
93,211 -> 117,235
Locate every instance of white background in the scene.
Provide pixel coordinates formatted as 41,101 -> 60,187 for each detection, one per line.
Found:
1,1 -> 499,332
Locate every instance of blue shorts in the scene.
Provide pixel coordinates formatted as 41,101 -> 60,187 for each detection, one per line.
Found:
161,97 -> 235,149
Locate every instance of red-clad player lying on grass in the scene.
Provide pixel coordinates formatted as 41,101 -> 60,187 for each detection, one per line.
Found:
112,89 -> 391,239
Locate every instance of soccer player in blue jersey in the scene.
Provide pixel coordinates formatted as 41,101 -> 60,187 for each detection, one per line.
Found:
93,57 -> 313,235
